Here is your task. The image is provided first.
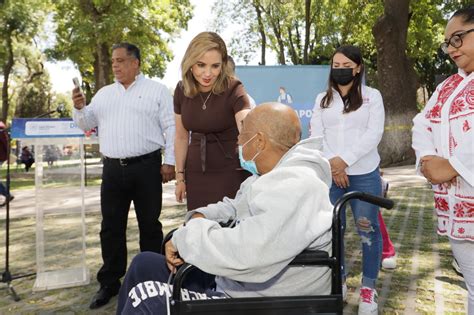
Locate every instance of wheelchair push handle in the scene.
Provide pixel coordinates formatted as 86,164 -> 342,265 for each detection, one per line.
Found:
333,191 -> 394,211
358,192 -> 394,209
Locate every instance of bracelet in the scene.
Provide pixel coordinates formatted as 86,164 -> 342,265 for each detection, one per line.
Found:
176,170 -> 185,174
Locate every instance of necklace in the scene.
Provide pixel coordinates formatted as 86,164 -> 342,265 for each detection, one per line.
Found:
199,92 -> 212,110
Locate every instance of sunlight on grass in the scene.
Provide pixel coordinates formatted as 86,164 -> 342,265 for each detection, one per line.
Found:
0,183 -> 468,313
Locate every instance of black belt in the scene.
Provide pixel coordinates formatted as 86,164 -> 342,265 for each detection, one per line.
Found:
103,149 -> 161,167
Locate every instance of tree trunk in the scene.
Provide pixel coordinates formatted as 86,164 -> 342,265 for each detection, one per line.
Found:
260,3 -> 285,64
287,26 -> 298,64
254,1 -> 266,65
94,42 -> 111,91
270,19 -> 285,65
81,0 -> 112,92
372,0 -> 418,166
1,33 -> 14,121
303,0 -> 311,64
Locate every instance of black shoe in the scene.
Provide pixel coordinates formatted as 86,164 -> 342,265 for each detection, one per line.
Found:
89,286 -> 120,309
0,195 -> 14,207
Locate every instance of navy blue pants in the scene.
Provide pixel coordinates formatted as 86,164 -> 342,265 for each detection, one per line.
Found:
116,252 -> 226,314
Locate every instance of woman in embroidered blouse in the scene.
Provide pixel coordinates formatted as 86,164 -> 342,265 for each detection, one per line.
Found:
412,6 -> 474,313
310,45 -> 384,315
174,32 -> 251,211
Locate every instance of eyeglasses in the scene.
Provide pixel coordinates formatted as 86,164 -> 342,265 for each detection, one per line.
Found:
440,28 -> 474,54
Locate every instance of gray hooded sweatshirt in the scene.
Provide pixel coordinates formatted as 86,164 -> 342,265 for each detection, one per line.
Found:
172,137 -> 333,297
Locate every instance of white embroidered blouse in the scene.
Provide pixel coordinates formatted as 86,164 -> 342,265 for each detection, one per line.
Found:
412,70 -> 474,240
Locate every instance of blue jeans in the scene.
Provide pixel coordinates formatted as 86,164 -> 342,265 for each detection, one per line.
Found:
330,168 -> 382,289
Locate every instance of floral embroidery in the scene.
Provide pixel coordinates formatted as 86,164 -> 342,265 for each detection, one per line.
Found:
463,120 -> 471,132
429,104 -> 441,118
465,84 -> 474,108
452,202 -> 474,217
449,135 -> 458,151
428,76 -> 474,239
450,98 -> 465,115
435,197 -> 449,211
465,201 -> 474,217
438,74 -> 463,104
454,203 -> 465,217
426,75 -> 463,119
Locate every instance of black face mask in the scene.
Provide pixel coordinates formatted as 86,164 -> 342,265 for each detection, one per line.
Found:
331,68 -> 355,86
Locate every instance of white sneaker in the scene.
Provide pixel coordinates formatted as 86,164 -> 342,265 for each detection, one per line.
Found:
358,287 -> 378,315
382,255 -> 397,269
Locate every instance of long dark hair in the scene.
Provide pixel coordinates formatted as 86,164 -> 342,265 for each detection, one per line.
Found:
451,5 -> 474,23
320,45 -> 364,113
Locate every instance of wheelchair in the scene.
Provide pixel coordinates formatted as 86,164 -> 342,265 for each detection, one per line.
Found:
165,191 -> 394,315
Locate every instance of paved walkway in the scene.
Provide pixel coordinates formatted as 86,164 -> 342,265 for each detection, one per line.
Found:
2,165 -> 425,220
0,173 -> 180,220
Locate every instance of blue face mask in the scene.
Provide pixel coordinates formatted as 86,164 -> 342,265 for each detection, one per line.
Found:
238,134 -> 261,175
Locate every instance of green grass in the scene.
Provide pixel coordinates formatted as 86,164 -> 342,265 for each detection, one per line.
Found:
340,184 -> 467,313
0,183 -> 468,314
1,161 -> 102,190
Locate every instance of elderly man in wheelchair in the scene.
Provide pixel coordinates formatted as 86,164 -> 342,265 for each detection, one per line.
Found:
117,102 -> 344,314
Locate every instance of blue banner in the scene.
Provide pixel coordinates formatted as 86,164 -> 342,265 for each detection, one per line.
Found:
11,118 -> 85,139
236,65 -> 330,138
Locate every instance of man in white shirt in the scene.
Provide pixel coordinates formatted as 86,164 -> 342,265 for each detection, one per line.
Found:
72,43 -> 175,309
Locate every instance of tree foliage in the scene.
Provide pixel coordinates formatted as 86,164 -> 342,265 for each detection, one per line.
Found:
213,0 -> 471,165
48,0 -> 193,96
212,0 -> 348,65
0,0 -> 49,121
213,0 -> 468,93
12,43 -> 56,118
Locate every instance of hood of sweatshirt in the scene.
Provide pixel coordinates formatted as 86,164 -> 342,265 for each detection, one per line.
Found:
274,136 -> 332,188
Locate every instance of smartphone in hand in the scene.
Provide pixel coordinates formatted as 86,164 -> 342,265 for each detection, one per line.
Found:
72,77 -> 86,109
72,77 -> 81,91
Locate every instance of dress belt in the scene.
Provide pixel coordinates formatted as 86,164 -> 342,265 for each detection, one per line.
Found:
192,133 -> 233,173
103,149 -> 161,167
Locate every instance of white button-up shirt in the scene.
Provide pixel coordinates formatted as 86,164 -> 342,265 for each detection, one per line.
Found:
73,74 -> 175,164
310,85 -> 385,175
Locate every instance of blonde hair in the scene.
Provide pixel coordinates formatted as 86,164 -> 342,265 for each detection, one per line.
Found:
181,32 -> 234,97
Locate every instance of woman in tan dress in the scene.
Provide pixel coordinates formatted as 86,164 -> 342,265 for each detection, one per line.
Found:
174,32 -> 251,210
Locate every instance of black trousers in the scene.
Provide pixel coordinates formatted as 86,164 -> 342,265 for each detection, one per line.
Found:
97,152 -> 164,290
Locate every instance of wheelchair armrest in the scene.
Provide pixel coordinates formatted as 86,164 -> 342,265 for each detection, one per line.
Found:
171,250 -> 334,303
161,227 -> 178,254
171,263 -> 199,301
289,250 -> 330,265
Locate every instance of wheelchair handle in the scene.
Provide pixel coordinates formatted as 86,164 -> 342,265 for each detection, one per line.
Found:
334,191 -> 394,210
